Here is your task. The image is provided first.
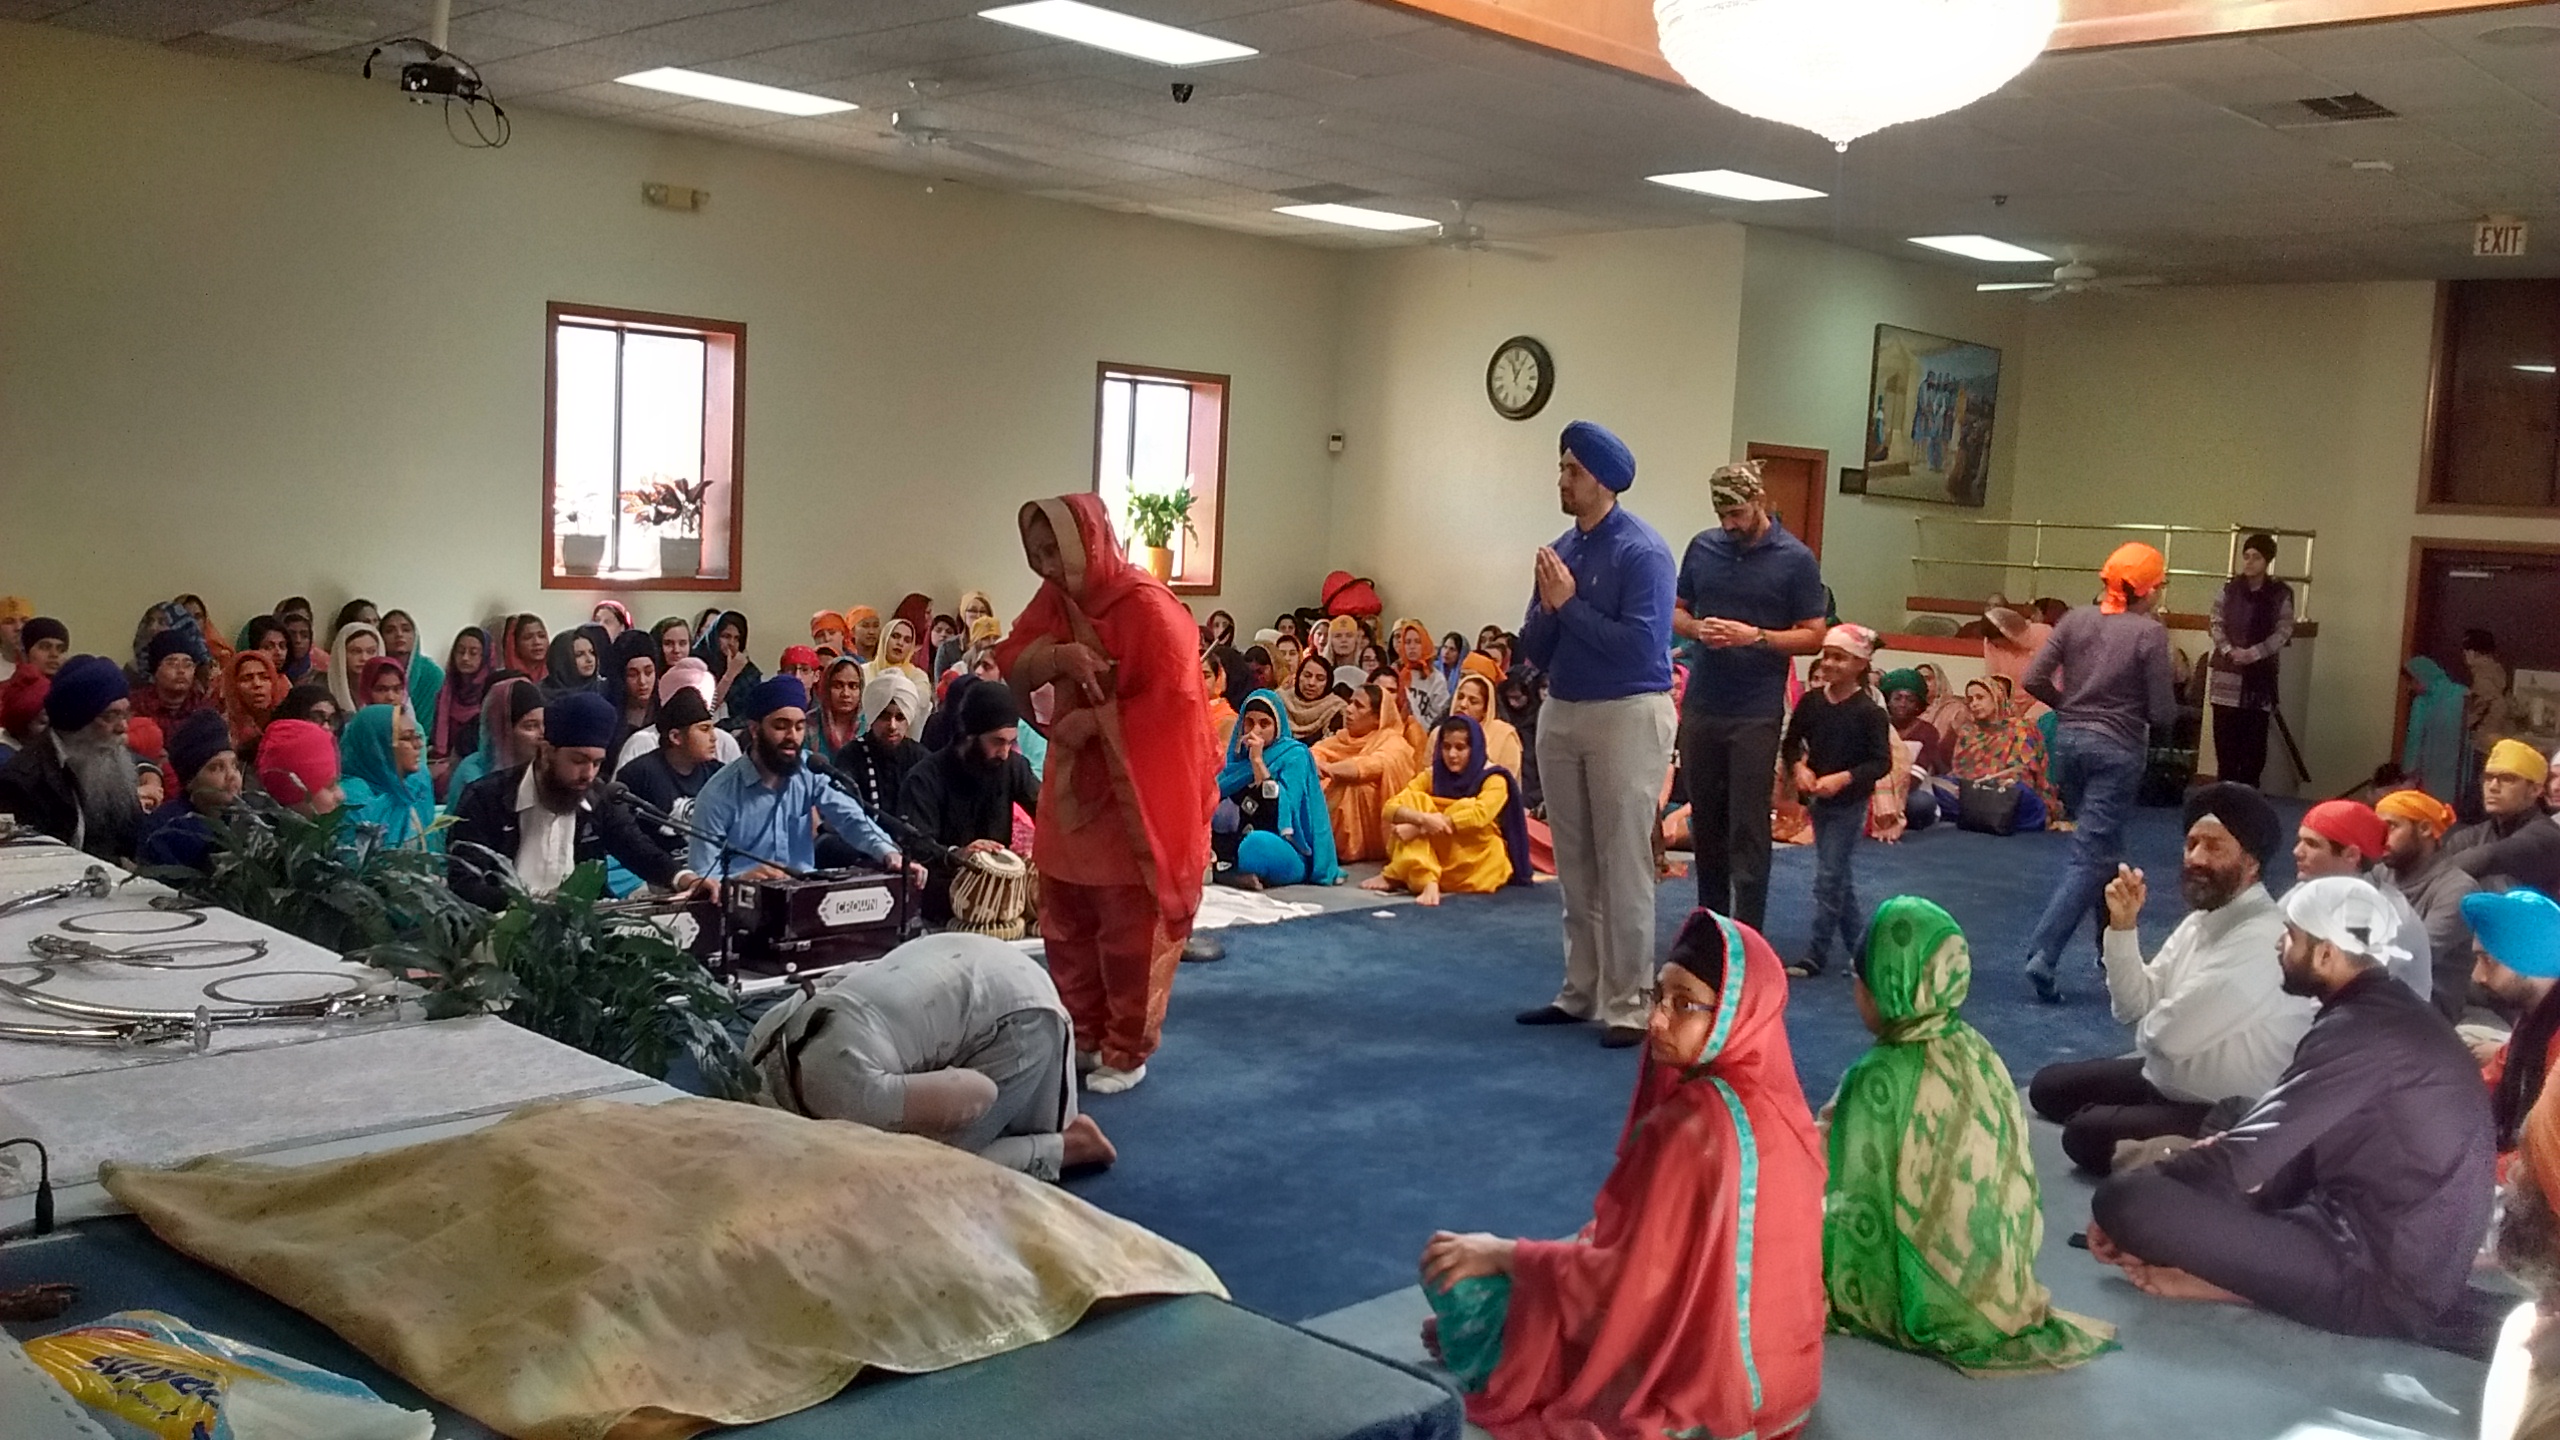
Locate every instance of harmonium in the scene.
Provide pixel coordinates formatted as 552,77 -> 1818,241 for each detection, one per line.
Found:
721,868 -> 915,980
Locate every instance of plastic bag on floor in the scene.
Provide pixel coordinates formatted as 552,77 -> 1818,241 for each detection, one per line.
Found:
22,1309 -> 432,1440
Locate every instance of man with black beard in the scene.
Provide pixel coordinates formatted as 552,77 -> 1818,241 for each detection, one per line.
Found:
899,677 -> 1040,927
446,691 -> 709,910
2090,876 -> 2496,1351
686,675 -> 920,885
0,655 -> 142,859
2028,783 -> 2313,1173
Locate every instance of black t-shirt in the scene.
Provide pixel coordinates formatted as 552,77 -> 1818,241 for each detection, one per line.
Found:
616,746 -> 716,859
1781,687 -> 1893,805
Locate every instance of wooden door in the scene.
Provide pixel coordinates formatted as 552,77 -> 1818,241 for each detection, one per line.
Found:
2400,539 -> 2560,754
1745,443 -> 1827,557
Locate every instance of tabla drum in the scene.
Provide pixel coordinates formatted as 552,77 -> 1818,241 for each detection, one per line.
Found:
951,847 -> 1032,940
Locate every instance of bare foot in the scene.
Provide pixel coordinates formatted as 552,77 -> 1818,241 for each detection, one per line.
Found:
1417,883 -> 1443,907
2084,1221 -> 2124,1265
1062,1113 -> 1118,1170
0,1283 -> 77,1322
2125,1262 -> 2248,1304
1359,875 -> 1395,892
1421,1316 -> 1444,1363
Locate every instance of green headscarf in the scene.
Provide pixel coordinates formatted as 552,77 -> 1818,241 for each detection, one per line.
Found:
1822,896 -> 2115,1374
1878,668 -> 1925,701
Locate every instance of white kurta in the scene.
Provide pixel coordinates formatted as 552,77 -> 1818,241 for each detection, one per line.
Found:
2102,882 -> 2316,1105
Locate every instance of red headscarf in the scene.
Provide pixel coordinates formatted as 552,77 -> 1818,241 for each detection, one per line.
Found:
892,593 -> 935,655
1472,911 -> 1826,1440
994,494 -> 1214,925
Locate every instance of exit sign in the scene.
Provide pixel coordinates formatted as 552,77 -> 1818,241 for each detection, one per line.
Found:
2476,219 -> 2529,257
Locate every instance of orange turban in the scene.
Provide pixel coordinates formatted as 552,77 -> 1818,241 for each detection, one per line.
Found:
2375,788 -> 2456,839
2529,1069 -> 2560,1214
2098,543 -> 2167,614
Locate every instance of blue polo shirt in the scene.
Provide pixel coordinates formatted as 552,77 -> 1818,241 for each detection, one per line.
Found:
1676,520 -> 1827,719
1516,502 -> 1676,703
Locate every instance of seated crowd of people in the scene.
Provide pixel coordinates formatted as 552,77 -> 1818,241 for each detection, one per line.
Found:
8,556 -> 2560,1440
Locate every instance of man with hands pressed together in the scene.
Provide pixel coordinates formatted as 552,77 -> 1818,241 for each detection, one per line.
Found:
1512,421 -> 1678,1050
1673,460 -> 1830,930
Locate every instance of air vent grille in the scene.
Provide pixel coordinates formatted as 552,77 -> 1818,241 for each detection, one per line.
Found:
2297,92 -> 2396,122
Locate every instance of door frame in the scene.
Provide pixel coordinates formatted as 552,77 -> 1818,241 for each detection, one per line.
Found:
2394,535 -> 2560,755
1744,442 -> 1829,557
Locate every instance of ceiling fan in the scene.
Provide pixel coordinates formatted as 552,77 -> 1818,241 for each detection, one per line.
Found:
1977,258 -> 2163,300
883,79 -> 1043,171
1430,201 -> 1552,261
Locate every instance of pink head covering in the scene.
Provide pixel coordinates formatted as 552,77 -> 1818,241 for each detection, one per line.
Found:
657,656 -> 714,707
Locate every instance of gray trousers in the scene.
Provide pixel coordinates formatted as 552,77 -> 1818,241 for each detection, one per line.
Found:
799,1008 -> 1077,1180
1537,692 -> 1677,1029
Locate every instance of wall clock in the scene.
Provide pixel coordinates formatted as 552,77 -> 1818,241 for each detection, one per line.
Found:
1485,335 -> 1553,421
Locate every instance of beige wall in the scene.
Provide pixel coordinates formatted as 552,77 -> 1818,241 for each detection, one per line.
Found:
0,22 -> 1346,655
1326,225 -> 1747,636
2007,281 -> 2560,790
1730,227 -> 2027,632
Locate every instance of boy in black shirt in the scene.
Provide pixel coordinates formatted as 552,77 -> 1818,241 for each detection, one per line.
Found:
1781,623 -> 1893,977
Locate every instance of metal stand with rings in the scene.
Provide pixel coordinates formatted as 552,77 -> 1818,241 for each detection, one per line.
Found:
21,934 -> 269,970
59,908 -> 207,935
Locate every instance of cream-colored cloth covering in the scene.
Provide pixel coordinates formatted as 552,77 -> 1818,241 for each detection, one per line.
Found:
103,1097 -> 1225,1440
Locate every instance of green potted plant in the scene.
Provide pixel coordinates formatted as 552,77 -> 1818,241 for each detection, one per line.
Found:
622,475 -> 711,580
1122,483 -> 1197,582
363,861 -> 746,1093
156,802 -> 746,1093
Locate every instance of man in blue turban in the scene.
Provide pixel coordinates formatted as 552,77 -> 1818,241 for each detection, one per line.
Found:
1514,421 -> 1679,1049
444,689 -> 707,908
686,671 -> 916,885
0,654 -> 141,859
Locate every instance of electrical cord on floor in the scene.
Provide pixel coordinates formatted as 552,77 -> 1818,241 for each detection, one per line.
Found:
0,1136 -> 55,1238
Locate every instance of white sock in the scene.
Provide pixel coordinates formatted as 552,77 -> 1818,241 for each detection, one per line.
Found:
1085,1063 -> 1147,1095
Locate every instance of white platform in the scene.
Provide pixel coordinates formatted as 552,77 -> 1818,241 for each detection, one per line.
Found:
0,842 -> 678,1233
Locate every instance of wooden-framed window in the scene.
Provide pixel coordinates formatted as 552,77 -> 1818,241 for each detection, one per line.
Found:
543,302 -> 745,590
1093,362 -> 1227,594
2421,279 -> 2560,514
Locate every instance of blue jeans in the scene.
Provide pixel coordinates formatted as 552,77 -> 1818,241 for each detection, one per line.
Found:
2023,727 -> 2146,979
1807,797 -> 1866,970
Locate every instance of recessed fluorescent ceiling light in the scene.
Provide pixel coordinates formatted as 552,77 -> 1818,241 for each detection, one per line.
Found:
2518,363 -> 2559,375
979,1 -> 1256,65
1274,203 -> 1437,232
1647,169 -> 1826,202
616,68 -> 856,116
1910,234 -> 2054,263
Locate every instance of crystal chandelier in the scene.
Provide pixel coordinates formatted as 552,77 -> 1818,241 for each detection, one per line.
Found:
1652,0 -> 2060,150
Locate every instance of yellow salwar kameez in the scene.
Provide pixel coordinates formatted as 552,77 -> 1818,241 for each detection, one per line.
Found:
1313,722 -> 1418,863
1381,769 -> 1514,894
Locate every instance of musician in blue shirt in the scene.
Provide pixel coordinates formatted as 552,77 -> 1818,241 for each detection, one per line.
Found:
687,675 -> 919,884
1512,420 -> 1678,1050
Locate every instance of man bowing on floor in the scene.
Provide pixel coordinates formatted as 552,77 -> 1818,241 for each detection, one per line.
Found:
997,494 -> 1216,1096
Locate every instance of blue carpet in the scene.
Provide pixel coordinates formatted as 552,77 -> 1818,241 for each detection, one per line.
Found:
1065,798 -> 2307,1322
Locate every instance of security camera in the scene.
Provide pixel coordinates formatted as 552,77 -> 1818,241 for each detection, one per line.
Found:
1171,82 -> 1194,103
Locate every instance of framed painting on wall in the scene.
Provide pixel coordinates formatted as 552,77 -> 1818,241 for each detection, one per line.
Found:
1861,324 -> 2001,507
